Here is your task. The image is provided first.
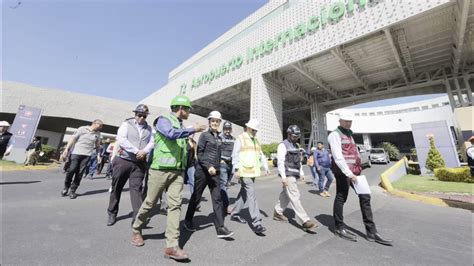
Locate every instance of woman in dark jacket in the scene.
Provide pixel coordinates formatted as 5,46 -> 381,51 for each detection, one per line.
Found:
184,111 -> 234,238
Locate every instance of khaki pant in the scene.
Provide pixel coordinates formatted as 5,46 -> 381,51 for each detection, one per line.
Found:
274,176 -> 310,223
24,150 -> 37,165
231,177 -> 262,227
132,169 -> 184,248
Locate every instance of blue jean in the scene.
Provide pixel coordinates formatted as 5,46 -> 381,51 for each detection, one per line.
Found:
219,162 -> 232,209
186,166 -> 196,195
318,166 -> 334,192
310,165 -> 319,187
84,156 -> 97,177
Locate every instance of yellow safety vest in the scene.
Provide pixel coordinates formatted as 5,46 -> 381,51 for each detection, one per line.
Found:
238,132 -> 262,178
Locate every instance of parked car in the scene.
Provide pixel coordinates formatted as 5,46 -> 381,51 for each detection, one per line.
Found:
357,144 -> 372,168
369,148 -> 390,164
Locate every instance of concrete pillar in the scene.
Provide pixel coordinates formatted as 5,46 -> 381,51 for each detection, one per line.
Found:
363,133 -> 372,149
309,102 -> 328,147
462,75 -> 472,106
250,74 -> 283,144
445,80 -> 456,111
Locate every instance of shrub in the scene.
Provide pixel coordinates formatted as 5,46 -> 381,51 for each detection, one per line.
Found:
377,142 -> 400,160
38,145 -> 57,163
407,165 -> 421,175
410,148 -> 418,162
261,143 -> 279,158
425,136 -> 445,171
434,167 -> 473,183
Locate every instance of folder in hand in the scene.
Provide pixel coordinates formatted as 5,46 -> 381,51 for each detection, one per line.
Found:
353,175 -> 371,194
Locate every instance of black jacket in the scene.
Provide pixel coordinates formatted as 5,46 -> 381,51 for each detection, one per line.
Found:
26,141 -> 42,152
197,130 -> 222,170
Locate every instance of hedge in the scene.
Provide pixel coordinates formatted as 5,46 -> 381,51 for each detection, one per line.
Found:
38,145 -> 57,163
434,167 -> 473,183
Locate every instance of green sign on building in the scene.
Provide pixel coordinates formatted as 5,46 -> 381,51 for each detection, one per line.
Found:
180,0 -> 378,95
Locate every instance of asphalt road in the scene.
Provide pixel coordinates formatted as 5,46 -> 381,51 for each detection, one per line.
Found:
1,163 -> 472,265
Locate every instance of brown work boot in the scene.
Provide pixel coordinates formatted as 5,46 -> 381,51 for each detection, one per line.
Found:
131,231 -> 144,247
273,210 -> 288,222
164,247 -> 189,261
302,220 -> 319,232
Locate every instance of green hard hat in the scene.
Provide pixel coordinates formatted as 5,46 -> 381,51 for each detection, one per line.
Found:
170,95 -> 192,108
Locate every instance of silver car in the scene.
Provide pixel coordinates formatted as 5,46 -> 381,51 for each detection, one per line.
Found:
369,148 -> 390,164
357,144 -> 372,168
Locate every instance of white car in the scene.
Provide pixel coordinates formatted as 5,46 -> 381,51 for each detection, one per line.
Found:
370,148 -> 390,164
357,144 -> 372,168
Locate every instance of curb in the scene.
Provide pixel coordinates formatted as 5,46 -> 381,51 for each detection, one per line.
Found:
0,164 -> 60,172
379,158 -> 449,207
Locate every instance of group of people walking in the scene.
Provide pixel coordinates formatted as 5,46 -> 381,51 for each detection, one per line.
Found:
56,95 -> 393,262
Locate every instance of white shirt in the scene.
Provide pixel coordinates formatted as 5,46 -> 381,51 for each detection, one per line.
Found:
277,141 -> 304,180
467,146 -> 474,160
116,120 -> 154,154
328,131 -> 355,177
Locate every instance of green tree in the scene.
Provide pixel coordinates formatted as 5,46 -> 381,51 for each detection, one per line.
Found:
425,136 -> 445,171
377,142 -> 400,160
38,144 -> 57,163
261,142 -> 279,157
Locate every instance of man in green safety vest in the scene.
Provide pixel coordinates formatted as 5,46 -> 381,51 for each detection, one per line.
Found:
131,95 -> 206,261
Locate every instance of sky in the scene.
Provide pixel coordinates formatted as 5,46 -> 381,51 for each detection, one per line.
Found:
2,0 -> 267,102
2,0 -> 439,106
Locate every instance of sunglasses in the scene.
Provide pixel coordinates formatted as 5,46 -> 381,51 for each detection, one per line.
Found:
136,114 -> 147,118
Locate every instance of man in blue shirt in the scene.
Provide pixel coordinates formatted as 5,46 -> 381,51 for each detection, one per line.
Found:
314,141 -> 334,197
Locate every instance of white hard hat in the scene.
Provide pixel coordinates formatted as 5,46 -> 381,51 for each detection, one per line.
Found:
0,121 -> 10,127
245,119 -> 260,131
207,110 -> 222,120
338,109 -> 354,121
311,147 -> 317,151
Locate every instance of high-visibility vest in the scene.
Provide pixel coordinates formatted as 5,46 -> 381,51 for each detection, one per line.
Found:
151,114 -> 187,170
335,128 -> 362,175
238,132 -> 262,178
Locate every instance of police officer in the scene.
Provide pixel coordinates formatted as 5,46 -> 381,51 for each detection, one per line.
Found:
329,109 -> 392,246
219,121 -> 235,212
273,125 -> 319,233
106,104 -> 154,226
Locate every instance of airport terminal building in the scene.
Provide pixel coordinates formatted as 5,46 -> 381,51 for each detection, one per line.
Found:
142,0 -> 473,146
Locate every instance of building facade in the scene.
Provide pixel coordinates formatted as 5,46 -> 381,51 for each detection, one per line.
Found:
142,0 -> 473,146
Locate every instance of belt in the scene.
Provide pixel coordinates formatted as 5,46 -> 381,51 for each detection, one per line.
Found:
221,159 -> 232,165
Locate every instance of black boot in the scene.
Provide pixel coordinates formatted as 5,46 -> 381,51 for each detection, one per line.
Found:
69,191 -> 77,199
367,232 -> 393,246
107,214 -> 117,226
334,228 -> 357,242
61,187 -> 69,197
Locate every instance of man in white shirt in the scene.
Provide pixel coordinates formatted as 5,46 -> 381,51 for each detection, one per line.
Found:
328,109 -> 392,246
107,104 -> 154,226
273,125 -> 319,233
229,119 -> 270,235
466,136 -> 474,176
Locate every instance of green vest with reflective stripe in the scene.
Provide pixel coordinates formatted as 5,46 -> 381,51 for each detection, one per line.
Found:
151,114 -> 188,170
